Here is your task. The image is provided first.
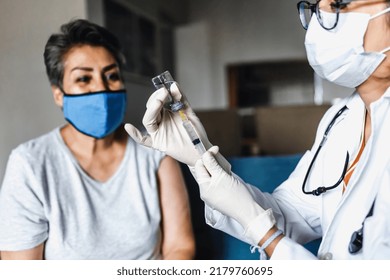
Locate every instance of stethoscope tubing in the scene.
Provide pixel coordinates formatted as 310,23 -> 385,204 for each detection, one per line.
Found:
301,105 -> 349,196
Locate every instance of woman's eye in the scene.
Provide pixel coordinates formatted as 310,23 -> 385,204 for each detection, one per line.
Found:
330,1 -> 348,11
106,72 -> 120,82
76,76 -> 91,83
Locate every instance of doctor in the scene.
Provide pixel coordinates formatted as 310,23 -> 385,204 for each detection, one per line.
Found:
125,0 -> 390,259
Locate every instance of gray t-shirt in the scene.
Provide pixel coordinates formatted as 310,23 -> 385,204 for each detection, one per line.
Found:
0,128 -> 165,259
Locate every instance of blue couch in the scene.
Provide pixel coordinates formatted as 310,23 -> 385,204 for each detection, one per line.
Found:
182,154 -> 321,260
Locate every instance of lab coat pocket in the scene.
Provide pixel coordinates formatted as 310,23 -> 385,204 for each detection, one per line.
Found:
362,215 -> 390,259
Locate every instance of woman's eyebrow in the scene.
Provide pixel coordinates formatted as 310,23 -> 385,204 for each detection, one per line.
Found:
70,64 -> 118,72
71,66 -> 93,72
103,63 -> 118,72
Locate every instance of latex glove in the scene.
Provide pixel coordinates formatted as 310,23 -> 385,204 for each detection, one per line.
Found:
195,146 -> 276,245
125,83 -> 229,170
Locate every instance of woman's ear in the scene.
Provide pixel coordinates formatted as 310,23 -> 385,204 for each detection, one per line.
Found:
51,85 -> 63,107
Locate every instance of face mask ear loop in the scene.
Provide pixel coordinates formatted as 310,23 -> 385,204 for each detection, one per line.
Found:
58,85 -> 68,95
380,46 -> 390,54
370,7 -> 390,55
370,7 -> 390,20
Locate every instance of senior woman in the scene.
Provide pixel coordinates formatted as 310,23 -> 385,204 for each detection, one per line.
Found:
0,19 -> 195,260
125,0 -> 390,259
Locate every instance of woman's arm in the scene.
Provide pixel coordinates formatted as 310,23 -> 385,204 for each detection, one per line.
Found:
1,243 -> 44,260
157,156 -> 195,260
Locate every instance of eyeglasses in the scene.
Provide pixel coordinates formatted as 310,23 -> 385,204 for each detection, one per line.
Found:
297,0 -> 354,30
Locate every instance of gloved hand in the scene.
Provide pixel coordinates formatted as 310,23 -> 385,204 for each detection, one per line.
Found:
125,83 -> 229,170
195,146 -> 276,245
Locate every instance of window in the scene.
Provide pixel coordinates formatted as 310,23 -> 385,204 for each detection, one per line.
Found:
103,0 -> 175,79
227,60 -> 315,108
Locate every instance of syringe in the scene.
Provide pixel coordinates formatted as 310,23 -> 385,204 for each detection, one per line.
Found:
178,110 -> 207,155
151,71 -> 207,155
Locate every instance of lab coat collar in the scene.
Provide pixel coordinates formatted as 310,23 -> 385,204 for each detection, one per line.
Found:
383,87 -> 390,98
342,92 -> 366,153
343,86 -> 390,113
344,91 -> 364,112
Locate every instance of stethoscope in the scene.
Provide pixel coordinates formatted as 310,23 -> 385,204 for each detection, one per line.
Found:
300,104 -> 373,254
301,105 -> 349,196
348,200 -> 375,254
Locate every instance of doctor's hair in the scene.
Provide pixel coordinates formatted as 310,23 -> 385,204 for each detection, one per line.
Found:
43,19 -> 125,89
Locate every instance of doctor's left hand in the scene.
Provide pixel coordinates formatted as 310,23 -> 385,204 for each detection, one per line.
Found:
195,147 -> 276,245
124,83 -> 212,167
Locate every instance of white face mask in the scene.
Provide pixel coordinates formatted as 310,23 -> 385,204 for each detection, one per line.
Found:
304,7 -> 390,88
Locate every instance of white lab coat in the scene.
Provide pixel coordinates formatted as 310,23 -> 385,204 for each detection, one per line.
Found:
205,87 -> 390,259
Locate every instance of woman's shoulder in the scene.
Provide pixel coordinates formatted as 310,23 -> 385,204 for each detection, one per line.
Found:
127,136 -> 165,155
10,128 -> 61,162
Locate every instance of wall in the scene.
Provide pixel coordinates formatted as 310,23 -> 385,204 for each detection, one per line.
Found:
0,0 -> 87,181
175,0 -> 353,109
0,0 -> 354,181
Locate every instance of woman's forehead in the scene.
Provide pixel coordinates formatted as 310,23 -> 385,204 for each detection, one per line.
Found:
63,45 -> 117,70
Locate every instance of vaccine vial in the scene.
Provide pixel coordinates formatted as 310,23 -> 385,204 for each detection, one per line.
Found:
151,71 -> 184,112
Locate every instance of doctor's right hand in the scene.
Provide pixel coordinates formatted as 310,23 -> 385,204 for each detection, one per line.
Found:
195,147 -> 276,245
124,83 -> 212,167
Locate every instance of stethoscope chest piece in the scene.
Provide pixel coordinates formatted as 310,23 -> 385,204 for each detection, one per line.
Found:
348,200 -> 375,255
348,227 -> 363,254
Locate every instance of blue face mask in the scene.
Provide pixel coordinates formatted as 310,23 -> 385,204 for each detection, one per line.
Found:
63,90 -> 127,139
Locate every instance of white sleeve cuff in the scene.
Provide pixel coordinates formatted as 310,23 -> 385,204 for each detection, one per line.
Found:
244,208 -> 276,245
270,236 -> 318,260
